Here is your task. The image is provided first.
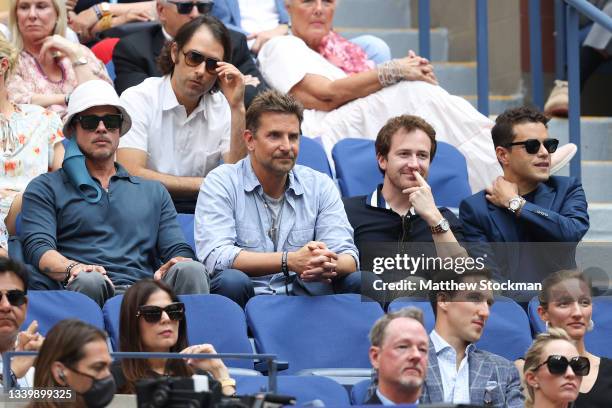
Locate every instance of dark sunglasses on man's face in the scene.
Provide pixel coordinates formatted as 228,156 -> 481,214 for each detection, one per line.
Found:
167,0 -> 213,15
535,355 -> 590,376
136,302 -> 185,323
504,138 -> 559,154
182,50 -> 219,74
0,290 -> 27,307
74,114 -> 123,131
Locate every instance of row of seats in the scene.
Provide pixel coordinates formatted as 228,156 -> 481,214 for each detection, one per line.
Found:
23,292 -> 612,375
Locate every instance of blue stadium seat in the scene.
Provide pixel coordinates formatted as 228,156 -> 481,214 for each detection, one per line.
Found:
296,136 -> 332,177
387,298 -> 435,332
235,375 -> 350,406
245,294 -> 384,375
177,213 -> 195,252
331,138 -> 471,207
103,294 -> 254,368
528,295 -> 612,358
350,378 -> 372,405
106,60 -> 116,81
389,297 -> 532,361
476,297 -> 533,361
23,290 -> 105,335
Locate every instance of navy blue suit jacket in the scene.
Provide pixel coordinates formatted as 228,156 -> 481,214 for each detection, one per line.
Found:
459,176 -> 589,283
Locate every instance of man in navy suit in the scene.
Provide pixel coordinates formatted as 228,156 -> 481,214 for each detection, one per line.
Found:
420,269 -> 524,407
459,106 -> 589,284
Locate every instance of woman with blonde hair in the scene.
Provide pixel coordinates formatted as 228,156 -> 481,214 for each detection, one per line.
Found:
535,270 -> 612,407
7,0 -> 110,117
523,327 -> 590,408
0,33 -> 63,249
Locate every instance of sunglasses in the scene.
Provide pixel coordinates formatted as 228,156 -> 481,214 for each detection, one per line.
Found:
182,50 -> 219,74
74,114 -> 123,131
534,355 -> 590,376
504,138 -> 559,154
167,0 -> 213,15
0,290 -> 27,307
136,302 -> 185,323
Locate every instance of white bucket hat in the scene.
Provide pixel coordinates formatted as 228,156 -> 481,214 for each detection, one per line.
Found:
63,80 -> 132,137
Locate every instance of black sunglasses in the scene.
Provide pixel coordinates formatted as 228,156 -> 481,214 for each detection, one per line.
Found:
136,302 -> 185,323
534,355 -> 590,376
167,0 -> 213,15
504,138 -> 559,154
0,289 -> 27,307
182,50 -> 219,74
75,114 -> 123,131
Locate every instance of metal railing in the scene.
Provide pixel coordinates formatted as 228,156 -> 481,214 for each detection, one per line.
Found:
417,0 -> 612,180
2,351 -> 280,393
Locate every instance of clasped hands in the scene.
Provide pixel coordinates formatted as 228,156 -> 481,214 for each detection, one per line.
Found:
289,241 -> 339,283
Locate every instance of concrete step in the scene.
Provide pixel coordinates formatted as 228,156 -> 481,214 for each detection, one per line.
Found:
460,94 -> 525,116
583,203 -> 612,242
336,28 -> 449,61
334,0 -> 411,29
434,61 -> 477,94
580,161 -> 612,202
548,118 -> 612,161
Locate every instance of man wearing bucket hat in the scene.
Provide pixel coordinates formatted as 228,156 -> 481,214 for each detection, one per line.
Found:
19,80 -> 210,306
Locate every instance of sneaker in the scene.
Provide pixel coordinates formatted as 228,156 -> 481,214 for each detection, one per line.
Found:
550,143 -> 577,174
544,80 -> 569,117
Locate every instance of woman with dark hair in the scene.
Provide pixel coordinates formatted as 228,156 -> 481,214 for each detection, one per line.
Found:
32,319 -> 115,408
112,279 -> 237,396
516,270 -> 612,407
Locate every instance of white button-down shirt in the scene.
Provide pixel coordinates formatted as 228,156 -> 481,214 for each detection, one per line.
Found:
119,76 -> 231,178
430,329 -> 474,404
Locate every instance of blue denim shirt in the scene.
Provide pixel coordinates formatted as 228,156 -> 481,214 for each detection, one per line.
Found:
195,156 -> 359,294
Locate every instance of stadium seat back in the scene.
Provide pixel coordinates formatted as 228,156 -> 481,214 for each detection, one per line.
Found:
529,295 -> 612,358
387,298 -> 435,332
350,378 -> 372,405
296,136 -> 332,177
331,138 -> 471,207
177,213 -> 195,252
476,297 -> 532,360
103,294 -> 254,368
235,375 -> 350,406
245,294 -> 384,374
24,290 -> 104,335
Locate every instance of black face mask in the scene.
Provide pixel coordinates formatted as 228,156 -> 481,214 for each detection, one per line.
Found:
70,369 -> 117,408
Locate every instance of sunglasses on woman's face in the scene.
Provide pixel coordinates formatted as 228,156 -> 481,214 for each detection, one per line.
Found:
167,0 -> 213,15
182,50 -> 219,74
0,290 -> 27,307
534,355 -> 590,376
504,138 -> 559,154
74,114 -> 123,131
136,302 -> 185,323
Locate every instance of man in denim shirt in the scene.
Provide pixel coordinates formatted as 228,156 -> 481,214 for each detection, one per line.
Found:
195,90 -> 374,307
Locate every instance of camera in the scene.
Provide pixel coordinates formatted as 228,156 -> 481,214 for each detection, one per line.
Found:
136,377 -> 296,408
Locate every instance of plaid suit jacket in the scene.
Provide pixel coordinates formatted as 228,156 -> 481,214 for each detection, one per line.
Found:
420,341 -> 524,407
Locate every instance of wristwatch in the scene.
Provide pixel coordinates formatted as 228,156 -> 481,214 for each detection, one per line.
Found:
507,196 -> 526,214
430,218 -> 450,234
219,378 -> 236,388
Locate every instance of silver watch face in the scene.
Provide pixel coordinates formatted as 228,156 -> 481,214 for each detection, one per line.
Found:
509,198 -> 521,211
440,218 -> 450,232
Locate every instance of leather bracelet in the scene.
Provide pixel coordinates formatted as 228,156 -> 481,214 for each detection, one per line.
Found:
64,261 -> 80,285
281,251 -> 289,277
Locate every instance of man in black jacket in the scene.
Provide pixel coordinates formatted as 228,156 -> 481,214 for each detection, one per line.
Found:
112,0 -> 266,106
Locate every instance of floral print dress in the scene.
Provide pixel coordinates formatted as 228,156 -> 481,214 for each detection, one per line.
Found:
0,104 -> 63,249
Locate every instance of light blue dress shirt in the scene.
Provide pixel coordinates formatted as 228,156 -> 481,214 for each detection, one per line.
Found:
195,156 -> 359,294
430,330 -> 475,404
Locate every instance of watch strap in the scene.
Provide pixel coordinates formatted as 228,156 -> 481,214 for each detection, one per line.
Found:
281,251 -> 289,277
